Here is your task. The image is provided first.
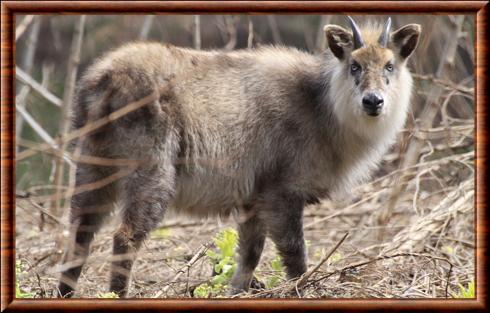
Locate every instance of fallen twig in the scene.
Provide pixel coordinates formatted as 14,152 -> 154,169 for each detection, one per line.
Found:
306,253 -> 454,299
296,232 -> 349,289
16,199 -> 64,226
155,243 -> 210,297
384,179 -> 473,253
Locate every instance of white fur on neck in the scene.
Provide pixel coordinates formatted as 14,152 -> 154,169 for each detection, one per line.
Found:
326,60 -> 412,194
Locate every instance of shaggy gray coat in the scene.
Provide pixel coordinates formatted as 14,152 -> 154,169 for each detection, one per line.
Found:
58,21 -> 421,297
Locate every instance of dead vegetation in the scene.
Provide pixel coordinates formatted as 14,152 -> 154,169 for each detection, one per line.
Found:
15,150 -> 475,299
15,14 -> 475,299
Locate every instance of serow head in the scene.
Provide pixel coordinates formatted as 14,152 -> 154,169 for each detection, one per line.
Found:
324,16 -> 421,118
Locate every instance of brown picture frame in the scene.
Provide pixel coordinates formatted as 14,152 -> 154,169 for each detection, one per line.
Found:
1,1 -> 488,312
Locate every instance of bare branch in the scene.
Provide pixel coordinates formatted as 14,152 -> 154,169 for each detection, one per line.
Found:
16,16 -> 42,141
223,16 -> 238,50
15,104 -> 73,166
139,15 -> 155,40
16,15 -> 35,41
412,73 -> 474,95
15,104 -> 55,147
315,16 -> 331,52
17,199 -> 65,226
384,179 -> 473,253
51,15 -> 86,218
247,16 -> 254,49
267,16 -> 282,44
296,232 -> 348,289
193,15 -> 201,50
16,88 -> 164,162
16,66 -> 62,107
379,16 -> 466,229
23,166 -> 137,204
155,243 -> 211,298
302,19 -> 315,52
17,138 -> 143,167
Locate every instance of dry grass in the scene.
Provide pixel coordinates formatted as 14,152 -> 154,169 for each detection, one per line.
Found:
16,130 -> 474,298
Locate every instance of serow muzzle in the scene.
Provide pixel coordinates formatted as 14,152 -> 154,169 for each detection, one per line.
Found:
362,92 -> 384,116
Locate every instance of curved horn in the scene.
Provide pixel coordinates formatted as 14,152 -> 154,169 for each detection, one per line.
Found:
347,16 -> 364,49
378,17 -> 392,47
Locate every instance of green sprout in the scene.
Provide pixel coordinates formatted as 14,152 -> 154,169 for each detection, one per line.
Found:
97,292 -> 120,298
194,228 -> 238,297
16,260 -> 35,298
454,280 -> 475,298
265,255 -> 285,288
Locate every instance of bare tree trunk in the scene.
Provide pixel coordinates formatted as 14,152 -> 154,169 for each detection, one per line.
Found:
302,19 -> 314,52
193,15 -> 201,50
139,15 -> 155,40
223,16 -> 238,51
50,15 -> 86,219
247,16 -> 254,49
315,16 -> 331,53
267,16 -> 282,44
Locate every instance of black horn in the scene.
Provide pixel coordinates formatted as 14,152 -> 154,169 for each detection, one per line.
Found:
378,17 -> 392,47
347,16 -> 365,49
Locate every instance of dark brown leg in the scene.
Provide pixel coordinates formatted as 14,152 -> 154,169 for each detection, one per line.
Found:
109,165 -> 175,297
230,214 -> 266,293
58,166 -> 116,298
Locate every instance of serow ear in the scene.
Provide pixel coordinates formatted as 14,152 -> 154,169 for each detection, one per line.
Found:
390,24 -> 422,59
324,25 -> 353,60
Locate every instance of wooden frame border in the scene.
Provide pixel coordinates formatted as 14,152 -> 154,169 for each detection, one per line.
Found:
1,1 -> 488,312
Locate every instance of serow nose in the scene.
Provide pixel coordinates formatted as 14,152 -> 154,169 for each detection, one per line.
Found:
362,93 -> 384,116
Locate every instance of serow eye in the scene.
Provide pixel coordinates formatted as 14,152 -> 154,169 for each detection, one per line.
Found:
350,63 -> 361,74
385,63 -> 394,72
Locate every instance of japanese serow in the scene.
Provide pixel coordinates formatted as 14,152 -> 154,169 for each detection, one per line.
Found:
58,16 -> 421,297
